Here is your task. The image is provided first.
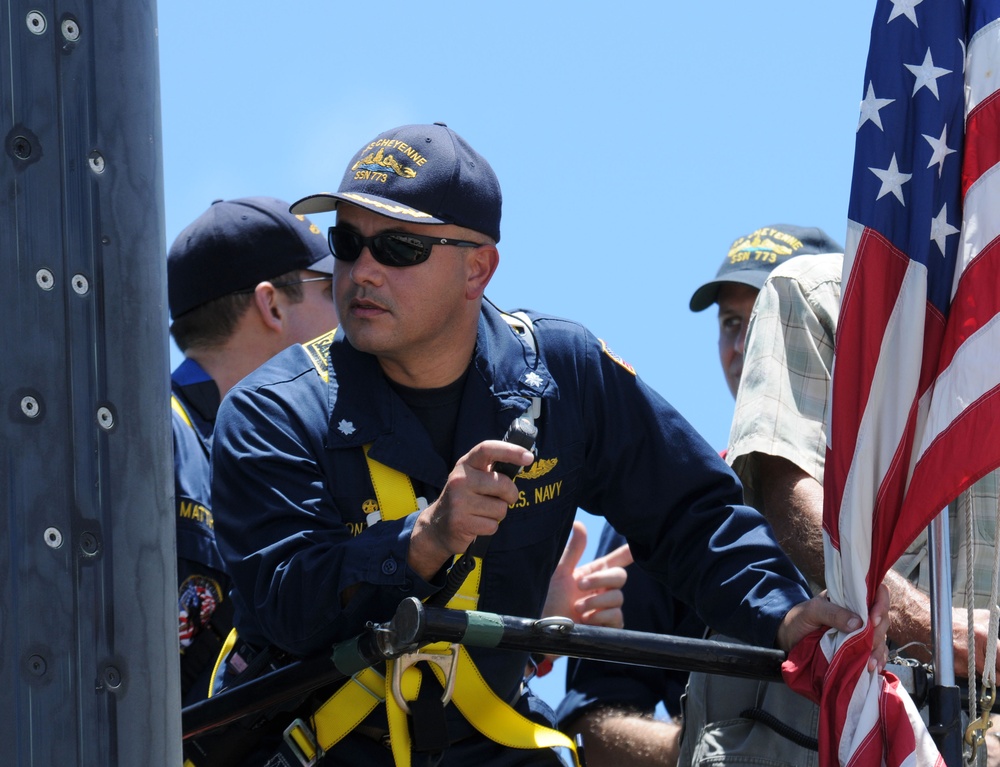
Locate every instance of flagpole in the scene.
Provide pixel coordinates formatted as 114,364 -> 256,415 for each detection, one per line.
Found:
928,505 -> 963,766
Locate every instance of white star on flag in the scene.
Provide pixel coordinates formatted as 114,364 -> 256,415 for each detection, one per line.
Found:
869,153 -> 912,204
922,125 -> 956,176
904,48 -> 952,98
887,0 -> 923,27
929,203 -> 959,255
524,372 -> 544,388
858,82 -> 895,131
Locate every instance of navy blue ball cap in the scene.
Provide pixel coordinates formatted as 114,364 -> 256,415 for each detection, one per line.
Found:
168,196 -> 334,318
688,224 -> 843,312
290,123 -> 502,242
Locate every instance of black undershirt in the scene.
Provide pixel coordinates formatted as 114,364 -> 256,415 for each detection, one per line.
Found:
387,369 -> 469,464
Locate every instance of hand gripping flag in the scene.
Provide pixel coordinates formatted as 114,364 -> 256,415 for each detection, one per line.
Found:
782,1 -> 1000,765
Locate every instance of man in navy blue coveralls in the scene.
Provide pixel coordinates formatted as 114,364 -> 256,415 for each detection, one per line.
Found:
209,124 -> 885,766
169,196 -> 335,704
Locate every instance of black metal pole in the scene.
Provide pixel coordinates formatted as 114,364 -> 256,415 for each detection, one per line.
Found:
394,598 -> 786,681
183,598 -> 786,740
1,1 -> 176,764
927,685 -> 964,767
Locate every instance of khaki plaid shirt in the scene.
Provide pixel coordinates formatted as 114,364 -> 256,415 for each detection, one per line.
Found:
727,253 -> 999,606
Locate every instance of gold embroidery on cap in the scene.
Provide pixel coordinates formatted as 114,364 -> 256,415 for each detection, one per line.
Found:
726,227 -> 802,265
352,147 -> 418,179
338,193 -> 434,220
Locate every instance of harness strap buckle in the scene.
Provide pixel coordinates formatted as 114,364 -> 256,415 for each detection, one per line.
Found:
283,717 -> 322,767
350,667 -> 385,702
391,644 -> 460,714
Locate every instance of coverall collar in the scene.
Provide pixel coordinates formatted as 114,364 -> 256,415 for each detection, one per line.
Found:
323,302 -> 556,486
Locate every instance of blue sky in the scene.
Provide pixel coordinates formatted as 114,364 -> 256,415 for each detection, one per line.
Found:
159,0 -> 879,711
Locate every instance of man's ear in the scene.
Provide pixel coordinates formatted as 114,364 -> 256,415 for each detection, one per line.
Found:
466,245 -> 499,300
251,282 -> 284,331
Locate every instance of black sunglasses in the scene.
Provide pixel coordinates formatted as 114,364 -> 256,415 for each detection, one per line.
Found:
328,226 -> 485,267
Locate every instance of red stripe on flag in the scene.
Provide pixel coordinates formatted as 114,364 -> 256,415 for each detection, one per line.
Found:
962,87 -> 1000,197
869,392 -> 921,573
824,229 -> 910,550
782,620 -> 831,702
890,237 -> 1000,563
902,384 -> 1000,550
937,235 -> 1000,370
878,677 -> 924,767
869,299 -> 946,575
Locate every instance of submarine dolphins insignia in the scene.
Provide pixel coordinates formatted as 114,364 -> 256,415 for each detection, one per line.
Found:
352,147 -> 417,178
519,457 -> 558,481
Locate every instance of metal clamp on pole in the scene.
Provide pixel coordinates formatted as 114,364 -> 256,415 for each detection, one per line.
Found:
391,645 -> 460,714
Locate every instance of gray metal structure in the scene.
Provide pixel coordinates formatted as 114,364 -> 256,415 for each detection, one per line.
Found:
1,1 -> 179,763
928,508 -> 963,767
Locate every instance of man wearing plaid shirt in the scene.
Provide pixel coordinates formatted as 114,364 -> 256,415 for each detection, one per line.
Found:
728,252 -> 1000,666
681,250 -> 1000,766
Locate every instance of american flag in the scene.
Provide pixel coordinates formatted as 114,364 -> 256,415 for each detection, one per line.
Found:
783,1 -> 1000,765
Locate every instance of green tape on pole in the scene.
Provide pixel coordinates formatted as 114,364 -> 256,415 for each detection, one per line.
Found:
462,611 -> 505,648
332,636 -> 369,675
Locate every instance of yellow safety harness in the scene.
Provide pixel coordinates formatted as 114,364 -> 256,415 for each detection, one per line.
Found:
171,394 -> 194,429
281,445 -> 579,766
280,324 -> 578,766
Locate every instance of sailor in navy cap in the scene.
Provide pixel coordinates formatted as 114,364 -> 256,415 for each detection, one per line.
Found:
207,126 -> 885,766
168,196 -> 335,705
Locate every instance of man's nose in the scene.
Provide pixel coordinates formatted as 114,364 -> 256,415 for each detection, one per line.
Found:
734,326 -> 748,355
349,246 -> 383,285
